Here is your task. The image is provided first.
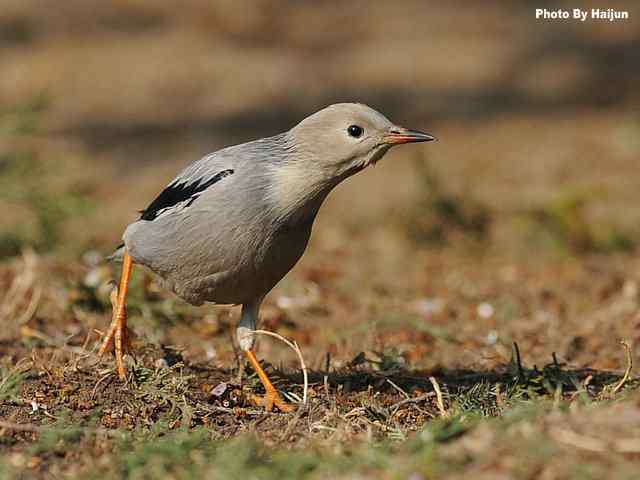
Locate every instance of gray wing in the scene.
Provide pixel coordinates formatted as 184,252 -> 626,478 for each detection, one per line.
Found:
137,131 -> 289,222
119,135 -> 286,275
109,150 -> 235,262
139,154 -> 235,222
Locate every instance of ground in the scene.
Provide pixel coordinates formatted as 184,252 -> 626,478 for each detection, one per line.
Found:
1,1 -> 640,479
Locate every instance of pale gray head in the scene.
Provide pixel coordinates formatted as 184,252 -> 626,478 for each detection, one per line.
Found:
268,103 -> 435,222
288,103 -> 435,180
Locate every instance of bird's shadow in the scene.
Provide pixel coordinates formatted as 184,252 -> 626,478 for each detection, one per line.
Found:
144,343 -> 634,409
271,351 -> 631,403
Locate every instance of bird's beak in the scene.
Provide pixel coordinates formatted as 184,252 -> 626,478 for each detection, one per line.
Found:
383,126 -> 437,145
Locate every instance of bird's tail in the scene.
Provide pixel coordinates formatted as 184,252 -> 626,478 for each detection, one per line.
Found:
107,243 -> 126,263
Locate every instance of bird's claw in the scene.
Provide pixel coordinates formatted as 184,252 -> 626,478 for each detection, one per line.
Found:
98,321 -> 133,355
251,390 -> 296,413
97,286 -> 132,380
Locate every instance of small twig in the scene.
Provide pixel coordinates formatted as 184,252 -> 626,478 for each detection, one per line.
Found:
30,349 -> 53,382
70,330 -> 100,373
279,405 -> 306,442
390,393 -> 434,413
252,329 -> 308,406
42,411 -> 58,421
344,406 -> 367,419
553,384 -> 563,409
1,250 -> 38,322
91,372 -> 114,399
80,328 -> 94,351
512,342 -> 524,381
429,376 -> 447,417
20,326 -> 91,356
495,383 -> 503,407
613,340 -> 633,394
0,358 -> 32,395
196,401 -> 280,417
249,415 -> 271,431
570,374 -> 594,401
17,285 -> 42,325
386,378 -> 410,399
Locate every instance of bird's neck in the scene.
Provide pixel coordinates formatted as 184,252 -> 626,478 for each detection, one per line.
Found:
266,162 -> 335,227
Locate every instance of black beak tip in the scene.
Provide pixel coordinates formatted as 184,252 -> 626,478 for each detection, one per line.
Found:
407,129 -> 437,143
386,127 -> 437,144
423,133 -> 437,142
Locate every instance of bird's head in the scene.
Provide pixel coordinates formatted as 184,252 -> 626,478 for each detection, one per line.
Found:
289,103 -> 435,180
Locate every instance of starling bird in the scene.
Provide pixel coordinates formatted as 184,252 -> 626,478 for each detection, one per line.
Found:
100,103 -> 435,411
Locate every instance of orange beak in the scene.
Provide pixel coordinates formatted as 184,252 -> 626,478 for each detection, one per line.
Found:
384,126 -> 436,145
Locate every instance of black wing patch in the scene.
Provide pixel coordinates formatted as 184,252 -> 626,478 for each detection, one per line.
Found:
139,169 -> 234,221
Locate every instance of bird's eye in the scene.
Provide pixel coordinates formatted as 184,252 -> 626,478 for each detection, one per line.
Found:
347,125 -> 363,138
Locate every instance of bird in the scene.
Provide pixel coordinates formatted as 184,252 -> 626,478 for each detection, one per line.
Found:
99,103 -> 435,412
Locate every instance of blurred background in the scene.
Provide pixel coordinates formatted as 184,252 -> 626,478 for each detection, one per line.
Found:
1,0 -> 639,371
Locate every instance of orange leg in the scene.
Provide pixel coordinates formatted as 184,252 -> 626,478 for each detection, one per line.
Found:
245,350 -> 295,412
98,251 -> 133,380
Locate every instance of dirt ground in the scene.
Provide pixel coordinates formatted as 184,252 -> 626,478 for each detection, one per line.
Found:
1,1 -> 640,479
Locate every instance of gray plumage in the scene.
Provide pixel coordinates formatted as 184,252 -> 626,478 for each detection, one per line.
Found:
115,103 -> 434,350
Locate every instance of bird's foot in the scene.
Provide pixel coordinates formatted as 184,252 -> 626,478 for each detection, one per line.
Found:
98,287 -> 133,380
251,389 -> 296,413
244,349 -> 295,412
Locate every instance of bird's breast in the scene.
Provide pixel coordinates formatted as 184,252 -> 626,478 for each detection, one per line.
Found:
253,218 -> 314,284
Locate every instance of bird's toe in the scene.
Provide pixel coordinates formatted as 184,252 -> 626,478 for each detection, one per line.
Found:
251,391 -> 296,413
